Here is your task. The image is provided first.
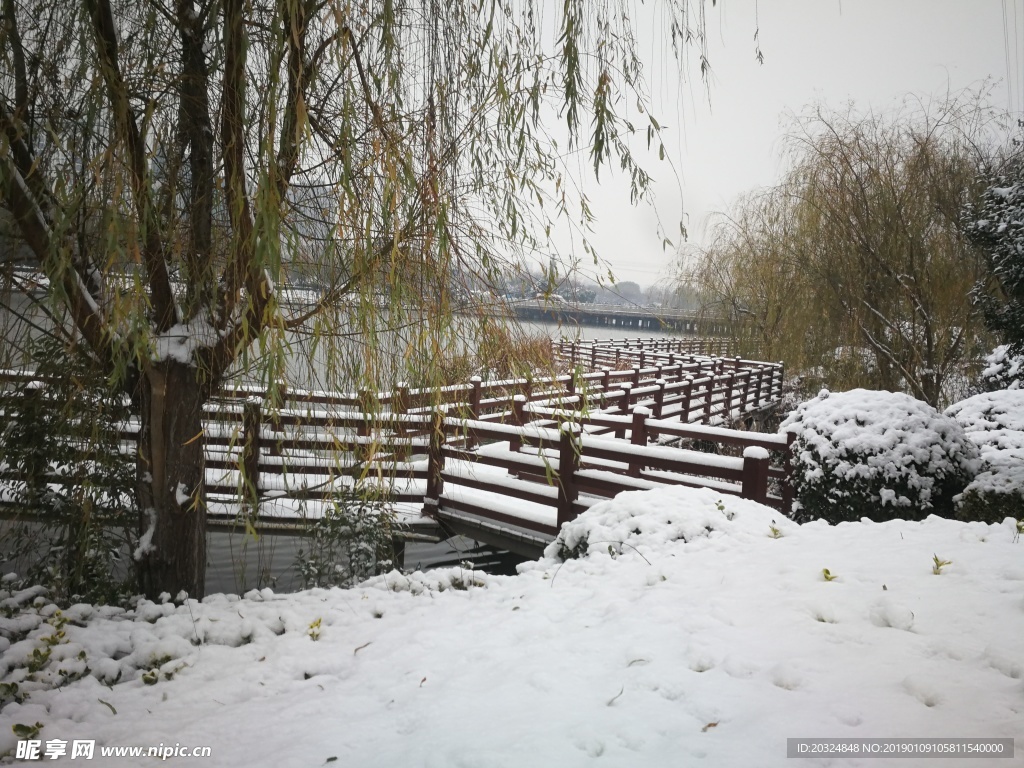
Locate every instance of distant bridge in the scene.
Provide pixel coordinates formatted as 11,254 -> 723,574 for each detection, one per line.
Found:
500,300 -> 728,334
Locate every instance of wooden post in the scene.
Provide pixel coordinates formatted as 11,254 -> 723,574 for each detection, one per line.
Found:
357,388 -> 374,463
590,344 -> 597,371
752,366 -> 764,411
631,364 -> 641,387
242,396 -> 262,511
556,424 -> 581,528
469,376 -> 482,419
741,446 -> 770,504
394,383 -> 410,461
724,372 -> 736,424
702,376 -> 714,425
629,407 -> 648,477
653,378 -> 666,419
681,375 -> 694,424
267,382 -> 287,457
423,408 -> 446,518
467,376 -> 482,449
510,394 -> 526,453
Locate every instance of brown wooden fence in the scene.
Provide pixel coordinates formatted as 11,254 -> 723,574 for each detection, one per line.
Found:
0,339 -> 790,541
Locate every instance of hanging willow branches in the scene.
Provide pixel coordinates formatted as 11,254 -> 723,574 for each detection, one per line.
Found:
0,0 -> 717,596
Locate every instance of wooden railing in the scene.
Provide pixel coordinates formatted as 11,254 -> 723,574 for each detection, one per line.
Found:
425,410 -> 793,544
0,341 -> 790,537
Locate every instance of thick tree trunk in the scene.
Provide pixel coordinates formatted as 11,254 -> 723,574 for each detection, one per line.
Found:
135,361 -> 206,599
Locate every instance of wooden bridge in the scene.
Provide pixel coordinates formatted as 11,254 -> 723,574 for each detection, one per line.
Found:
0,337 -> 792,559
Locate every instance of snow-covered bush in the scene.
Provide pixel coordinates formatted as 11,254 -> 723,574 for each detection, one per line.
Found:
780,389 -> 977,524
979,345 -> 1023,391
293,487 -> 399,589
945,390 -> 1024,523
544,486 -> 796,562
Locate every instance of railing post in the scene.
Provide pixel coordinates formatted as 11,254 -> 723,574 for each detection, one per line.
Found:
423,408 -> 446,518
753,366 -> 764,411
510,394 -> 526,453
393,383 -> 410,460
629,407 -> 648,477
242,396 -> 262,511
590,344 -> 597,371
556,423 -> 581,528
724,372 -> 736,423
266,382 -> 287,458
469,376 -> 482,419
357,388 -> 375,463
681,375 -> 694,424
741,446 -> 770,505
703,376 -> 714,425
467,376 -> 482,449
653,378 -> 666,419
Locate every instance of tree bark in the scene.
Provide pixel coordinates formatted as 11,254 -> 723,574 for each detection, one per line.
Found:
135,361 -> 206,599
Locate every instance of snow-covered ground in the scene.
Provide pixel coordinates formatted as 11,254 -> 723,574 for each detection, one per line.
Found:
1,486 -> 1022,767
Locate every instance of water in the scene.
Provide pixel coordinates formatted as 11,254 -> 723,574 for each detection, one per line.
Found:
204,320 -> 697,594
1,291 -> 695,594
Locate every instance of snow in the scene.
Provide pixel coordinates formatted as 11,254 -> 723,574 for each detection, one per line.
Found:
780,388 -> 977,508
133,507 -> 157,560
2,486 -> 1022,767
945,390 -> 1024,500
981,345 -> 1023,391
151,315 -> 221,365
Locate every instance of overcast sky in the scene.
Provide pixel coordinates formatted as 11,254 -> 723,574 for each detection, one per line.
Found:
567,0 -> 1023,289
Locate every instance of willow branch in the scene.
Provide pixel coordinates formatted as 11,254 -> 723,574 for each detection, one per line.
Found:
85,0 -> 177,332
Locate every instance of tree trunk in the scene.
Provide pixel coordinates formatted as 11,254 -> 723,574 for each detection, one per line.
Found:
135,361 -> 206,599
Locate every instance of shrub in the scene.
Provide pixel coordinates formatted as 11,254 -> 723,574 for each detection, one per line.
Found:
944,390 -> 1024,523
0,337 -> 139,605
780,389 -> 977,524
293,486 -> 400,589
979,345 -> 1023,392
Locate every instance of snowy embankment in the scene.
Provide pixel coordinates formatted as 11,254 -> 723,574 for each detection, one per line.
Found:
2,487 -> 1023,767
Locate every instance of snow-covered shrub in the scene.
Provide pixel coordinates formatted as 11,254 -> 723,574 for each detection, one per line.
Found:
293,487 -> 399,589
945,390 -> 1024,523
544,486 -> 795,562
979,345 -> 1023,391
780,389 -> 977,524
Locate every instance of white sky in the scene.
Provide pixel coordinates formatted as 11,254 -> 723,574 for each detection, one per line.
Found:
568,0 -> 1024,288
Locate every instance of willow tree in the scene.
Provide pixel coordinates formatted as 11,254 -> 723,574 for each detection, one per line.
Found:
690,95 -> 997,406
0,0 -> 716,597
